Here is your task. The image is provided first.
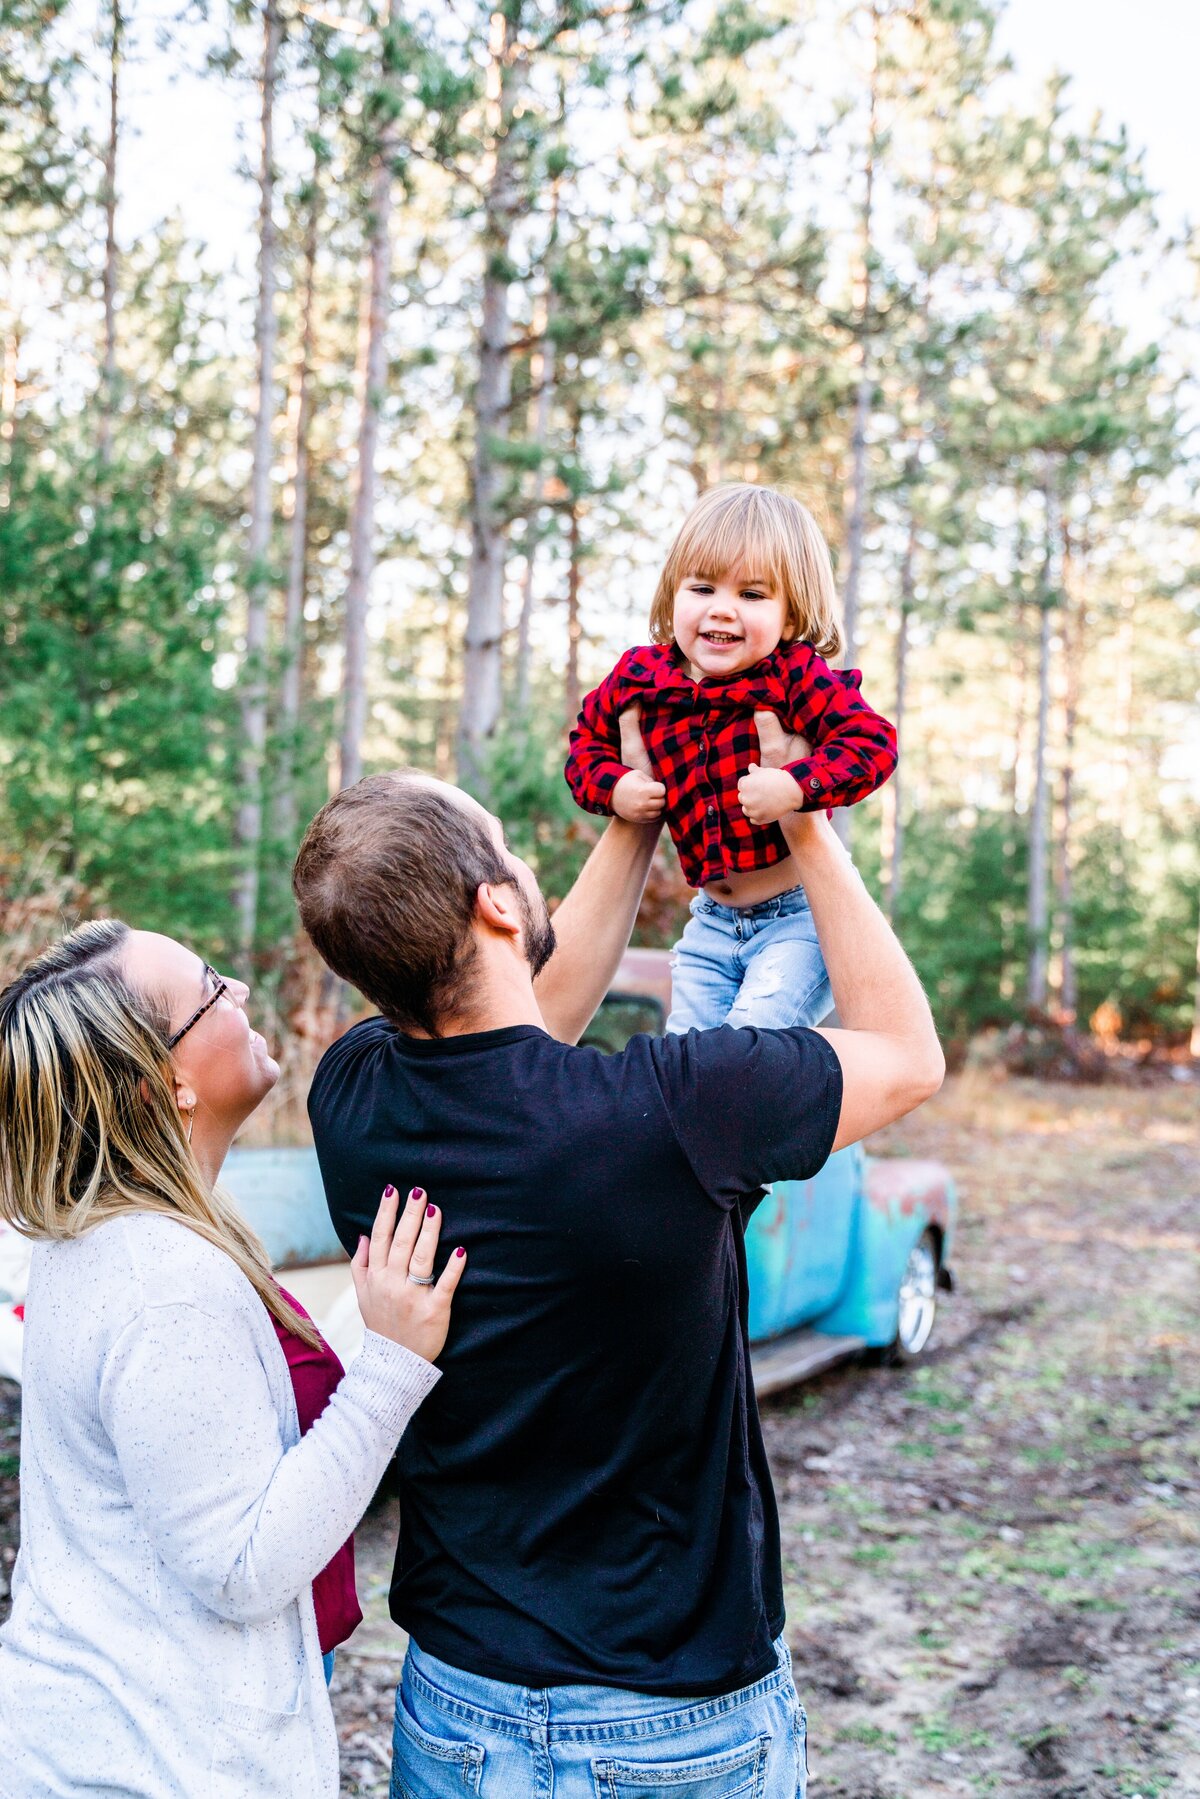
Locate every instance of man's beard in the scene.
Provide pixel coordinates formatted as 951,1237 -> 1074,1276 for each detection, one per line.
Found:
517,883 -> 557,979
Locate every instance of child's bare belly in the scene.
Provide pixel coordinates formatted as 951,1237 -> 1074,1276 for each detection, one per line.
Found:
702,857 -> 801,909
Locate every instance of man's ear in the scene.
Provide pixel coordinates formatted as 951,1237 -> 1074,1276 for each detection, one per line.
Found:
475,881 -> 521,939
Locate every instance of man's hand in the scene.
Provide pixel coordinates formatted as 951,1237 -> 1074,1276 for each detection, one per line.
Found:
613,769 -> 667,823
612,704 -> 664,820
741,709 -> 810,824
752,710 -> 811,770
618,702 -> 655,776
737,763 -> 803,827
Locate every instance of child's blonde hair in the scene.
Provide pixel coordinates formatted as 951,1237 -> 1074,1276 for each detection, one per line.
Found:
649,483 -> 843,662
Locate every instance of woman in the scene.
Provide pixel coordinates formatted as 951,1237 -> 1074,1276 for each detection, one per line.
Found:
0,920 -> 465,1798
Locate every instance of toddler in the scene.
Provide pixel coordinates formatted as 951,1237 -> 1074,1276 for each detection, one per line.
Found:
565,482 -> 897,1034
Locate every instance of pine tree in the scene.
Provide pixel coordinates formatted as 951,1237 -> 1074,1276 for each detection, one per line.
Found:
230,0 -> 284,962
976,84 -> 1171,1012
871,0 -> 1006,912
456,0 -> 677,791
0,213 -> 238,943
512,160 -> 562,714
632,4 -> 831,501
268,22 -> 339,925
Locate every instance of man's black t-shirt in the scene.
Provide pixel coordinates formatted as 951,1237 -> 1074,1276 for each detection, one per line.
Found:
309,1019 -> 842,1697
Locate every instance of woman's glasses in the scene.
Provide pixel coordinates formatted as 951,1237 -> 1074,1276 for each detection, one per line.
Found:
167,965 -> 228,1050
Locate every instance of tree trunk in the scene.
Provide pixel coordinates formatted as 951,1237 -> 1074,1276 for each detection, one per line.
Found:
435,602 -> 459,779
97,0 -> 121,470
839,0 -> 879,675
339,1 -> 398,792
273,124 -> 323,867
881,505 -> 915,921
1027,472 -> 1058,1014
233,0 -> 282,963
70,0 -> 122,872
1,320 -> 21,505
710,172 -> 730,487
1008,617 -> 1028,815
459,10 -> 525,792
834,0 -> 879,848
840,369 -> 871,673
514,181 -> 561,716
0,325 -> 17,440
1112,584 -> 1136,842
1056,522 -> 1081,1020
1056,759 -> 1078,1017
564,490 -> 582,729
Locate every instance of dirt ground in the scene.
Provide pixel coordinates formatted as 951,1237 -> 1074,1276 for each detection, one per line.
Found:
1,1072 -> 1197,1797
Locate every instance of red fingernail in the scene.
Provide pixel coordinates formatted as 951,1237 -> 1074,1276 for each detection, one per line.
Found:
383,1184 -> 396,1198
427,1203 -> 437,1217
411,1186 -> 426,1201
455,1246 -> 465,1258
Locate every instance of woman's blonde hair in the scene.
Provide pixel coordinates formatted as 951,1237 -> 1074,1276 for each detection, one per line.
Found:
649,483 -> 844,662
0,920 -> 319,1347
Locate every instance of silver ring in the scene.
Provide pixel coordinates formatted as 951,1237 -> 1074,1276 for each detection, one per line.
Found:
406,1273 -> 436,1286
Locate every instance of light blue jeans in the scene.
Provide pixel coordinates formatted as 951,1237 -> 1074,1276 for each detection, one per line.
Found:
667,886 -> 832,1035
391,1636 -> 807,1798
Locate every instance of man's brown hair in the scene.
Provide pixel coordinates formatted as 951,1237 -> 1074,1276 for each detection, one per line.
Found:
292,773 -> 512,1037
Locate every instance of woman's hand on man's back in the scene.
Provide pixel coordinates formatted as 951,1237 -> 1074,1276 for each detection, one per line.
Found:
351,1185 -> 465,1364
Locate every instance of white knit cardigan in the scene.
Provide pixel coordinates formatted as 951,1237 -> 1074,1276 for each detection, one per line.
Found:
0,1211 -> 439,1798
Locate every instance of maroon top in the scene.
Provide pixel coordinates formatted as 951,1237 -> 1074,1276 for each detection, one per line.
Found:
272,1287 -> 363,1655
565,641 -> 897,888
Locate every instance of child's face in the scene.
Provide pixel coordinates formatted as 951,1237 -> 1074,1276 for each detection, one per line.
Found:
672,570 -> 788,679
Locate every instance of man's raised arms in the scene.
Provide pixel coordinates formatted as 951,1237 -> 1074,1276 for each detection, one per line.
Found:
533,817 -> 662,1045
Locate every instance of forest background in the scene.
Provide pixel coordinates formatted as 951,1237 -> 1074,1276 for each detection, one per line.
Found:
2,0 -> 1198,1113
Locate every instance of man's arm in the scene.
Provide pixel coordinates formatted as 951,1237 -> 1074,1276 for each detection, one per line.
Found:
778,810 -> 944,1150
534,816 -> 663,1045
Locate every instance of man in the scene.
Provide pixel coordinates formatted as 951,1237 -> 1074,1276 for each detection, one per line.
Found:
293,768 -> 942,1798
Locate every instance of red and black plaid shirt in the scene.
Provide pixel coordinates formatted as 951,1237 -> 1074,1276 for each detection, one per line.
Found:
565,641 -> 898,889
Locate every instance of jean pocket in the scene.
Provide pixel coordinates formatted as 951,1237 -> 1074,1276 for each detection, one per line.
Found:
391,1688 -> 484,1798
592,1732 -> 769,1798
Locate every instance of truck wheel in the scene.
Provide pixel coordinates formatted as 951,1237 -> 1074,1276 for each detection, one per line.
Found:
893,1229 -> 939,1360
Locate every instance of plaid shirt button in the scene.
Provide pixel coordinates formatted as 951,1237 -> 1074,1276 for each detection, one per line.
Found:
809,778 -> 821,790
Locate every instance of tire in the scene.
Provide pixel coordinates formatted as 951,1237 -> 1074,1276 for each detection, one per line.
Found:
891,1228 -> 939,1361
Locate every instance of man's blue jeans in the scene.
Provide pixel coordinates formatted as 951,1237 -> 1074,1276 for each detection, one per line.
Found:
667,886 -> 832,1035
391,1636 -> 807,1798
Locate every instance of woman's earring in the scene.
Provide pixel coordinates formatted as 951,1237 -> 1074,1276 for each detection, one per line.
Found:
186,1108 -> 195,1144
